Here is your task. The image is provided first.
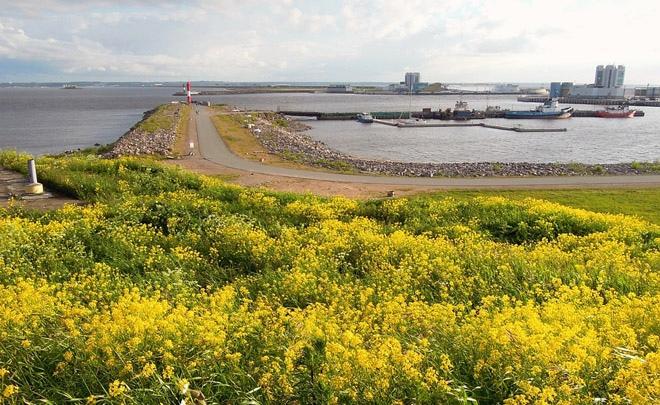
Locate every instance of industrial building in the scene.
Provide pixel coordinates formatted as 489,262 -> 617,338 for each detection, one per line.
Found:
550,82 -> 561,98
390,74 -> 428,93
326,84 -> 353,93
404,72 -> 420,90
634,86 -> 660,99
550,82 -> 574,98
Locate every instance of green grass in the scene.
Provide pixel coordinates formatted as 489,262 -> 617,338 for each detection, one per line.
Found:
136,104 -> 178,133
422,188 -> 660,224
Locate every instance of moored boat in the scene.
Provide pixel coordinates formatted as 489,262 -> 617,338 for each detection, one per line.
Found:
453,101 -> 472,120
595,105 -> 636,118
356,112 -> 374,123
505,99 -> 573,119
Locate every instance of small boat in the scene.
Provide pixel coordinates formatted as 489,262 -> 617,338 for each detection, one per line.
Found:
505,99 -> 573,119
396,118 -> 426,127
595,105 -> 636,118
453,101 -> 472,120
357,112 -> 374,123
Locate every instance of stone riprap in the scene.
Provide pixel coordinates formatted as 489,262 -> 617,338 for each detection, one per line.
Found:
105,105 -> 181,158
247,113 -> 659,177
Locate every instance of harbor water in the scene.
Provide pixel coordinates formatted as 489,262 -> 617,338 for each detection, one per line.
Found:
0,87 -> 658,164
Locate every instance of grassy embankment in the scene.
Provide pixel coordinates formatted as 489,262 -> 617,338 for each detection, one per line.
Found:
427,188 -> 660,224
0,149 -> 658,404
210,107 -> 356,173
172,104 -> 191,155
135,104 -> 180,133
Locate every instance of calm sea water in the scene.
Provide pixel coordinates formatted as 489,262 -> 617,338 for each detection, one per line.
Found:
0,88 -> 658,163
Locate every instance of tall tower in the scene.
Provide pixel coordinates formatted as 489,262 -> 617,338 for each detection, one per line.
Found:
594,65 -> 625,88
186,81 -> 192,104
405,72 -> 420,90
594,65 -> 605,87
615,65 -> 625,87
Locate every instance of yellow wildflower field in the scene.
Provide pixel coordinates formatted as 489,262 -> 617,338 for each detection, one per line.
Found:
0,151 -> 658,404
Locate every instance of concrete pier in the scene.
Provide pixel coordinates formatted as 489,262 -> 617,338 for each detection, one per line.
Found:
373,120 -> 567,132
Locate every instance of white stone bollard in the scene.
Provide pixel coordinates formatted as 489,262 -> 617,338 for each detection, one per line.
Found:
25,159 -> 44,194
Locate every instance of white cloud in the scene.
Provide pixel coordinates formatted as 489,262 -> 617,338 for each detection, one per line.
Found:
0,0 -> 658,83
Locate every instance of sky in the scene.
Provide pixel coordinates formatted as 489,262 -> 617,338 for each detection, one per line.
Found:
1,0 -> 659,84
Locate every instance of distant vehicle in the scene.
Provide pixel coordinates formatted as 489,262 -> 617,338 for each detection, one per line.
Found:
505,99 -> 573,119
356,112 -> 374,123
595,105 -> 636,118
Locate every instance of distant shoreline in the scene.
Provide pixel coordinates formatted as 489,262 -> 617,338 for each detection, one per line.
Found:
172,88 -> 529,97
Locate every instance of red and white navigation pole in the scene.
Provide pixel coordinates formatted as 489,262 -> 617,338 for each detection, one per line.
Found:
186,81 -> 192,104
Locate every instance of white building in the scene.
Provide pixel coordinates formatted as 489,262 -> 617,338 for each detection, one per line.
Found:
570,85 -> 625,98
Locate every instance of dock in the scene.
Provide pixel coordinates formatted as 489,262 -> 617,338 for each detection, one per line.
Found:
372,119 -> 566,132
518,96 -> 656,109
279,108 -> 644,120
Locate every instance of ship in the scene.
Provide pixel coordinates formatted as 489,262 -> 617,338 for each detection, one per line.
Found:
356,112 -> 374,123
453,101 -> 472,120
493,83 -> 520,93
505,99 -> 573,119
595,105 -> 636,118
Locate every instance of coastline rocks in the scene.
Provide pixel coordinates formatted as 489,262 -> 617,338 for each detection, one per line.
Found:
104,107 -> 180,158
104,128 -> 176,158
250,113 -> 659,177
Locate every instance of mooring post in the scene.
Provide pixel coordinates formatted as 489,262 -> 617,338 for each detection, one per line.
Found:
28,159 -> 38,184
25,159 -> 44,195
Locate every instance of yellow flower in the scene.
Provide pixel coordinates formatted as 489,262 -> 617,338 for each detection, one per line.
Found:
177,378 -> 189,395
2,384 -> 18,398
140,362 -> 157,378
108,380 -> 128,397
0,368 -> 8,378
63,351 -> 74,362
21,339 -> 31,349
162,365 -> 175,380
86,395 -> 97,405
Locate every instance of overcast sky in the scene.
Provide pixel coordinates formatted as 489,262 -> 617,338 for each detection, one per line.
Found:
1,0 -> 658,84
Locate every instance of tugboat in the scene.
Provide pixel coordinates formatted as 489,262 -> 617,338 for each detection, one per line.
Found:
505,99 -> 573,119
453,101 -> 472,120
595,105 -> 636,118
356,112 -> 374,123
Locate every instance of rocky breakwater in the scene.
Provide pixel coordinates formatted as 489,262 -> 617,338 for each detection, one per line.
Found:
105,104 -> 183,158
248,113 -> 660,177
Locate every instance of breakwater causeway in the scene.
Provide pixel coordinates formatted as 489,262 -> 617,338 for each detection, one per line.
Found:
248,113 -> 658,177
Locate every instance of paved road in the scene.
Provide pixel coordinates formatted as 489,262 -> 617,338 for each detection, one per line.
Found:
194,106 -> 660,188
